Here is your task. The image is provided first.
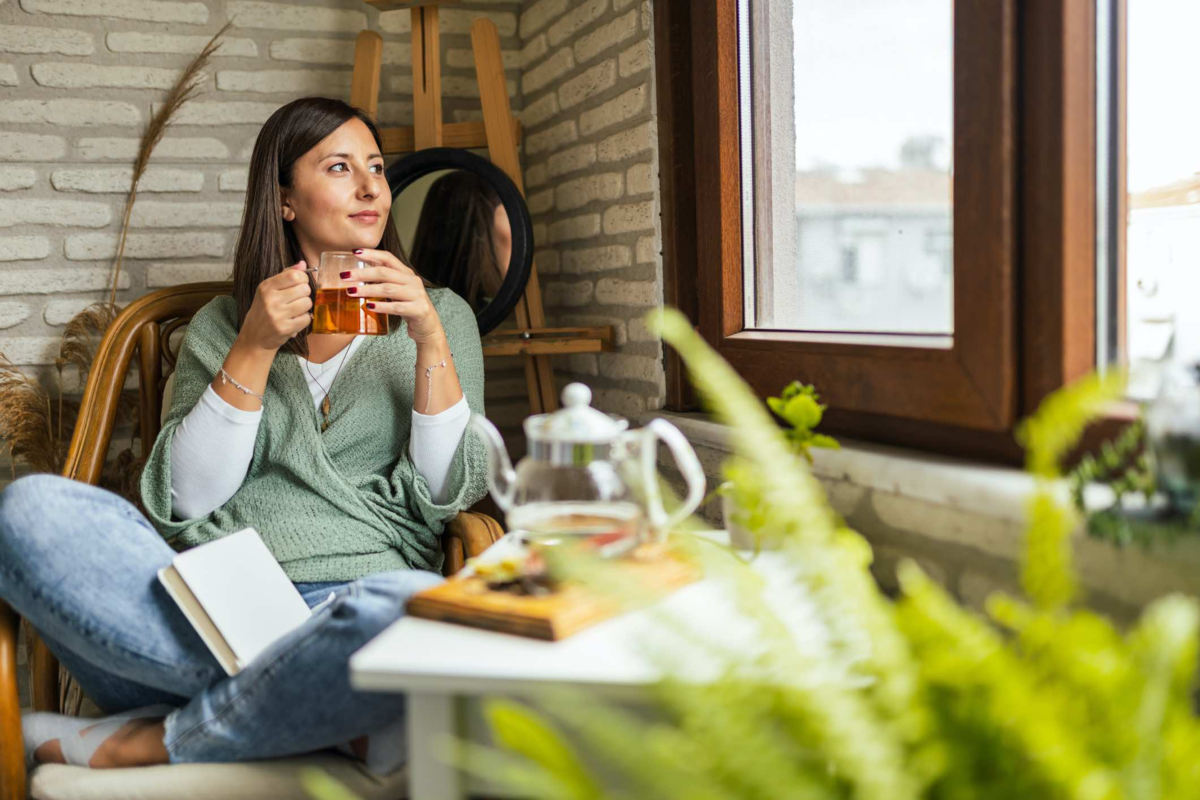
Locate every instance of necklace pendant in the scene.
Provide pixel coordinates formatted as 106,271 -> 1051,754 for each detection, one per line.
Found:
321,419 -> 330,433
321,396 -> 331,417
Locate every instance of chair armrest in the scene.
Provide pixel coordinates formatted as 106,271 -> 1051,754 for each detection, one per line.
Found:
440,511 -> 504,576
0,601 -> 27,800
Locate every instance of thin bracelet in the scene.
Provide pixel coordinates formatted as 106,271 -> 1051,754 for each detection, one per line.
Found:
424,359 -> 447,413
218,367 -> 266,405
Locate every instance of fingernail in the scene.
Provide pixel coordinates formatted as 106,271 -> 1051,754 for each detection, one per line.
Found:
339,271 -> 351,279
347,286 -> 358,294
353,249 -> 363,254
366,302 -> 376,309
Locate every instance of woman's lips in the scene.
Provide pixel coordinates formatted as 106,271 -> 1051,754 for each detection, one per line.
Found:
349,212 -> 379,223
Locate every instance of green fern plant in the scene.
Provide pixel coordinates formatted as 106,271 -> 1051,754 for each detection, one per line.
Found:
458,308 -> 1200,800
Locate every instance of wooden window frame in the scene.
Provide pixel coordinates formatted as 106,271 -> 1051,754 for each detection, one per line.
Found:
655,0 -> 1128,465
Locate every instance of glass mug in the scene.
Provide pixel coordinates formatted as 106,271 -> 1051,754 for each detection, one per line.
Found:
308,251 -> 389,336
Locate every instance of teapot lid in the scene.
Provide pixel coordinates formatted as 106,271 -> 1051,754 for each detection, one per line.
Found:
524,383 -> 629,445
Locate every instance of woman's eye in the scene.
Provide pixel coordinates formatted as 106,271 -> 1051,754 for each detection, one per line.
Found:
331,163 -> 384,174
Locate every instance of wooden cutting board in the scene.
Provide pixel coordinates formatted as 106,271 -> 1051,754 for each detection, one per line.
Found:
405,550 -> 701,641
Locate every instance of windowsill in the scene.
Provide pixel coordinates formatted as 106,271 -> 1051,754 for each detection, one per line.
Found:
641,410 -> 1200,616
645,411 -> 1036,522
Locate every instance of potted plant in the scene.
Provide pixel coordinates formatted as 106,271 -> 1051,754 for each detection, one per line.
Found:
720,380 -> 838,551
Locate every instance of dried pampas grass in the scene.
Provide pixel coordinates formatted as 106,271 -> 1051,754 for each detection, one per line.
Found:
0,353 -> 55,477
56,302 -> 120,379
109,20 -> 232,305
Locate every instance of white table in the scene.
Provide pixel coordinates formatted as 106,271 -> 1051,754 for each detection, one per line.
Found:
349,532 -> 838,799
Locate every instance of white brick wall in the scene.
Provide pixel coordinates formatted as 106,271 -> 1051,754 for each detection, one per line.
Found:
0,0 -> 523,486
21,0 -> 210,26
0,0 -> 666,483
517,0 -> 664,421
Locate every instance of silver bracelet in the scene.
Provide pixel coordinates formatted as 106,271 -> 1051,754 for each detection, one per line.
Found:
218,367 -> 265,405
424,359 -> 447,413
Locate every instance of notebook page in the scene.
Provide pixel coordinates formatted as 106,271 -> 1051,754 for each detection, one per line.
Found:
157,565 -> 240,676
171,527 -> 313,668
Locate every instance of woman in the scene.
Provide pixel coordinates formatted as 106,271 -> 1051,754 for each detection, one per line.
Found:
0,97 -> 488,773
409,170 -> 511,315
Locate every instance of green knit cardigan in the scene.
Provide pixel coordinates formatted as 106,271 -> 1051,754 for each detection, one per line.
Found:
138,290 -> 489,581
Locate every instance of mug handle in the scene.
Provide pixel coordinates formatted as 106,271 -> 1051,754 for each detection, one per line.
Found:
640,418 -> 707,536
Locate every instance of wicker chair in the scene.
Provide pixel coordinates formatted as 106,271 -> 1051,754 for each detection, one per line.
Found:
0,281 -> 504,800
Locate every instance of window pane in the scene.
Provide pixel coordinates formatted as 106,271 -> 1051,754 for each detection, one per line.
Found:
1113,0 -> 1200,398
745,0 -> 954,334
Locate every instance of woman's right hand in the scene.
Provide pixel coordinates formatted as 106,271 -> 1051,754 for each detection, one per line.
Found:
237,260 -> 313,352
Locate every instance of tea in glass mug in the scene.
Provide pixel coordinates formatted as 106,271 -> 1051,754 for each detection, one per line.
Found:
310,251 -> 389,335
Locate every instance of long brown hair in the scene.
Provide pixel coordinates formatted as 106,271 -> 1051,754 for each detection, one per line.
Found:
409,170 -> 506,314
233,96 -> 408,357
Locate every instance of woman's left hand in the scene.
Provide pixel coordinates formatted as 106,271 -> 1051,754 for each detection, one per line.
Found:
348,248 -> 444,344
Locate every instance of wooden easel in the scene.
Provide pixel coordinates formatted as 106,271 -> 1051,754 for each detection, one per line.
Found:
354,2 -> 615,414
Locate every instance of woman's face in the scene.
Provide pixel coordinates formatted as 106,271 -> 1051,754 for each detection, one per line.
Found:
279,118 -> 391,262
491,202 -> 512,277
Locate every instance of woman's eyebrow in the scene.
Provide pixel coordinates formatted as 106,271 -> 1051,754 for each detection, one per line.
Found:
320,151 -> 383,161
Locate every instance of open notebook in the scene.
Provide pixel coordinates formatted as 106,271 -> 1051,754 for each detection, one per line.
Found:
157,527 -> 317,676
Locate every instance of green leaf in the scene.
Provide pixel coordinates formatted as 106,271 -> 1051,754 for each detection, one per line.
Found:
1016,370 -> 1126,478
781,393 -> 823,431
810,433 -> 841,450
1022,489 -> 1078,610
300,769 -> 362,800
779,380 -> 804,401
484,699 -> 603,800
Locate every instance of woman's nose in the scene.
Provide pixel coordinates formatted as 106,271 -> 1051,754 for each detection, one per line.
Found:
358,172 -> 382,197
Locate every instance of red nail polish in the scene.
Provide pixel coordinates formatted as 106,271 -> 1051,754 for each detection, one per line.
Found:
353,249 -> 363,254
347,286 -> 357,294
366,302 -> 376,309
339,271 -> 351,279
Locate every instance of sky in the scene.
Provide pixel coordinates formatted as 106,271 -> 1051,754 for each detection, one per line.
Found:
1126,0 -> 1200,193
790,0 -> 1196,193
792,0 -> 952,173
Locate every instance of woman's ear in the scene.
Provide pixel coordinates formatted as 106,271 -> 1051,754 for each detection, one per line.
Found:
280,189 -> 295,222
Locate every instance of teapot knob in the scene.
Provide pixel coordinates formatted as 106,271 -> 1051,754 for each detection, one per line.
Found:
562,382 -> 592,408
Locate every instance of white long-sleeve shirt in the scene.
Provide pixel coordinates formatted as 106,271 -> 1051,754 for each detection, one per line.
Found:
169,335 -> 471,520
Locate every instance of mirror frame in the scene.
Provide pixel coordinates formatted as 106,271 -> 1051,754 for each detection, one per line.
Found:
385,147 -> 535,336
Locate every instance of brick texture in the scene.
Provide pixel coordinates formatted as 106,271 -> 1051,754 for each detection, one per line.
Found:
517,0 -> 663,422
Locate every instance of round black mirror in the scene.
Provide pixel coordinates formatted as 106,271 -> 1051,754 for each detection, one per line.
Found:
386,147 -> 534,336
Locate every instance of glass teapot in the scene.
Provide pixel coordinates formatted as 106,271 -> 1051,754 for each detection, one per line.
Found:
470,383 -> 706,547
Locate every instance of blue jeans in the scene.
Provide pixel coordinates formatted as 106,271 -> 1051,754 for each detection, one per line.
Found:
0,474 -> 443,764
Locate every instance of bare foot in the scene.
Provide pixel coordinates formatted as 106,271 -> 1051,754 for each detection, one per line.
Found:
33,719 -> 169,768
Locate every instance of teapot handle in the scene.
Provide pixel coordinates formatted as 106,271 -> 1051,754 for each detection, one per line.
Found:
640,418 -> 706,535
469,413 -> 517,513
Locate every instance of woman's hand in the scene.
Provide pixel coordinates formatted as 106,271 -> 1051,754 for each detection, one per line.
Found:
349,248 -> 445,345
236,260 -> 313,352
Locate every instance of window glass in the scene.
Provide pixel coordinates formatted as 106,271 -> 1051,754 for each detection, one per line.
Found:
743,0 -> 954,334
1109,0 -> 1200,398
